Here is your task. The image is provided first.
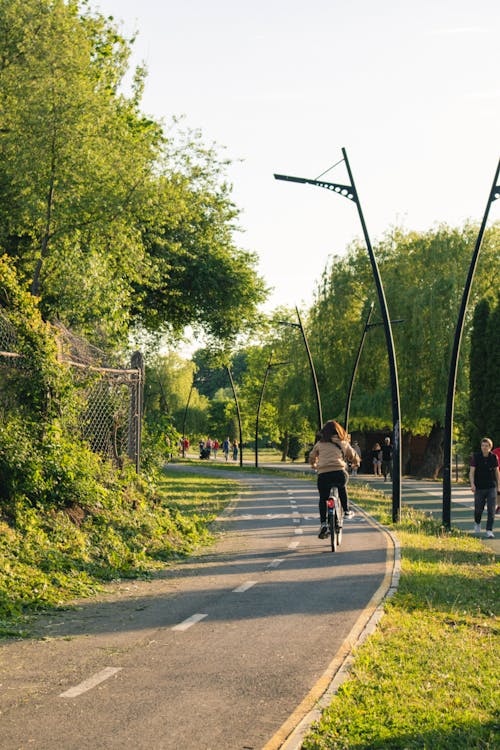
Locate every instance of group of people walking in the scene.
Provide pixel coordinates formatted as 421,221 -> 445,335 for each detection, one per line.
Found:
197,437 -> 239,462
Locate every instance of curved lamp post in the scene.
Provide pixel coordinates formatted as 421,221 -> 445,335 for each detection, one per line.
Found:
279,306 -> 323,431
255,353 -> 289,468
344,303 -> 375,434
344,305 -> 404,435
181,381 -> 195,458
275,147 -> 402,522
442,159 -> 500,528
226,364 -> 243,467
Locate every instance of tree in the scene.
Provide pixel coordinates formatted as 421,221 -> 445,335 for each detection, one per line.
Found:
0,1 -> 267,346
308,223 -> 500,476
0,2 -> 161,328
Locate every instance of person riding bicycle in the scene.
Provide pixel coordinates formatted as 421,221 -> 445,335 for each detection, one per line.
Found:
309,420 -> 360,539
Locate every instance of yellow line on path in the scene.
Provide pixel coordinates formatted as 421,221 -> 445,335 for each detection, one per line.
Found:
262,513 -> 396,750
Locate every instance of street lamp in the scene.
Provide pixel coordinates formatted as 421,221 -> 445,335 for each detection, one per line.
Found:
181,372 -> 207,458
226,364 -> 244,468
344,304 -> 404,434
278,305 -> 323,431
275,147 -> 402,522
181,381 -> 194,458
255,352 -> 289,468
442,158 -> 500,528
344,303 -> 375,434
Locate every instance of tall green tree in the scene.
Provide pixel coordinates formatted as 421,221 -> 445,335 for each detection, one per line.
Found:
0,0 -> 267,346
308,223 -> 500,475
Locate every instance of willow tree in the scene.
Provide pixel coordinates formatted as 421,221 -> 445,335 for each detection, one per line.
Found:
308,223 -> 500,476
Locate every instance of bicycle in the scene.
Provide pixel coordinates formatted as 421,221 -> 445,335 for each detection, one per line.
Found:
327,486 -> 343,552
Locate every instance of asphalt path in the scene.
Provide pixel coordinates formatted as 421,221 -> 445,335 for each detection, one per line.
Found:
0,466 -> 393,750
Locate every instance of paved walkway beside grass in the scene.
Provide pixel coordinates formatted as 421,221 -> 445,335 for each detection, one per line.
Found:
183,455 -> 500,555
248,460 -> 500,556
350,474 -> 499,556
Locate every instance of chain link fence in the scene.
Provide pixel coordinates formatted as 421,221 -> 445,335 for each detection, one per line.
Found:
0,311 -> 144,471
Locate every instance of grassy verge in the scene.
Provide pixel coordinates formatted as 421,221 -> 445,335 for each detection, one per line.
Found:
0,470 -> 239,638
302,483 -> 500,750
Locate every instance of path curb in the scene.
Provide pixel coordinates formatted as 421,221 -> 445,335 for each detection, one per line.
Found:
265,503 -> 401,750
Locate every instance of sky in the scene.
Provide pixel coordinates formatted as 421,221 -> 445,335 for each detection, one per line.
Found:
91,0 -> 499,316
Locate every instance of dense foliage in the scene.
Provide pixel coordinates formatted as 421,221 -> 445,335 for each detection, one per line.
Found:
0,0 -> 266,346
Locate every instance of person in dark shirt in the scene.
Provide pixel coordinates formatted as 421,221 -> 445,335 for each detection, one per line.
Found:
381,437 -> 393,481
469,437 -> 500,539
493,446 -> 500,513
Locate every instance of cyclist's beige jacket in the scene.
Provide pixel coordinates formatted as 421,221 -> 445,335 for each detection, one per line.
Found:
309,439 -> 359,475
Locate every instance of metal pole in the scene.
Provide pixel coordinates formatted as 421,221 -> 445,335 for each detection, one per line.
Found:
341,149 -> 402,522
295,307 -> 323,430
255,354 -> 273,468
442,158 -> 500,528
226,365 -> 243,467
130,351 -> 144,473
344,302 -> 375,434
274,149 -> 403,521
181,382 -> 194,458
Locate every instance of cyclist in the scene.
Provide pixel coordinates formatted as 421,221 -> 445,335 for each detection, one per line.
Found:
309,420 -> 360,539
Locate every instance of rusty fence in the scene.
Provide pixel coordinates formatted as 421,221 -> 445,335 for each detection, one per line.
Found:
0,310 -> 144,472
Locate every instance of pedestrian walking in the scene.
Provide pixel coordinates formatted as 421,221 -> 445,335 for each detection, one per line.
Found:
470,437 -> 500,539
351,440 -> 362,476
222,437 -> 230,462
232,440 -> 238,462
372,443 -> 382,476
493,446 -> 500,513
381,437 -> 393,481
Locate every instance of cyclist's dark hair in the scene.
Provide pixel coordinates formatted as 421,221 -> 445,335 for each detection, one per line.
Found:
320,420 -> 347,443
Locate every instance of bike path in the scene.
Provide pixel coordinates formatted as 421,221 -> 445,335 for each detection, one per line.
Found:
0,467 -> 394,750
250,460 -> 499,555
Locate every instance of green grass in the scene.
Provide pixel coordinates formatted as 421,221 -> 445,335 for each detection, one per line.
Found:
0,470 -> 239,638
302,483 -> 500,750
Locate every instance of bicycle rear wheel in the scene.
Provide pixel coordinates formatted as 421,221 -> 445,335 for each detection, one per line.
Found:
335,515 -> 343,547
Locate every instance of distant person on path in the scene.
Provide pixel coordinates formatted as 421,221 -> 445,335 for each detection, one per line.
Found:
309,420 -> 360,539
470,437 -> 500,539
222,437 -> 230,462
212,438 -> 219,459
381,437 -> 393,481
232,440 -> 239,462
351,440 -> 362,476
372,443 -> 382,476
493,446 -> 500,513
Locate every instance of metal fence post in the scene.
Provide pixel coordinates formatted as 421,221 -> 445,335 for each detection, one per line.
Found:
129,351 -> 145,472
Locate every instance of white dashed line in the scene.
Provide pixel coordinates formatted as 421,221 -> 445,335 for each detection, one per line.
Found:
172,613 -> 208,631
59,667 -> 122,698
233,581 -> 258,593
267,558 -> 285,569
293,518 -> 300,524
288,541 -> 300,549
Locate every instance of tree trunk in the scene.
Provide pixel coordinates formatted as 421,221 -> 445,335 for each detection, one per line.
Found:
31,126 -> 56,297
417,422 -> 444,479
281,431 -> 289,462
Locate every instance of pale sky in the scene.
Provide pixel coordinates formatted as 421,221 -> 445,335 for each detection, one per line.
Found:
92,0 -> 499,314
